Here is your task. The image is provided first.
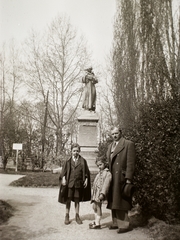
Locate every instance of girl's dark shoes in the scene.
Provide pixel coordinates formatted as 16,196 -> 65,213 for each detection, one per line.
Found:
64,214 -> 70,225
75,214 -> 83,224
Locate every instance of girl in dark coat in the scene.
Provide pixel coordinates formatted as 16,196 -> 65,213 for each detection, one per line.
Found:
58,143 -> 91,225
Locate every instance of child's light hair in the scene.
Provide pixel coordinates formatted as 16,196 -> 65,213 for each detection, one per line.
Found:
95,155 -> 108,168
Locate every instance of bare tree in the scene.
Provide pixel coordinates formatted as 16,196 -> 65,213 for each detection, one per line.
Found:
0,42 -> 24,167
23,15 -> 91,159
0,47 -> 6,167
98,63 -> 117,140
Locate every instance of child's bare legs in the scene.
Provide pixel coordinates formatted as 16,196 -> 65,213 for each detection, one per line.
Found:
66,200 -> 71,214
93,202 -> 102,226
65,200 -> 71,224
75,199 -> 82,224
75,200 -> 79,214
65,200 -> 82,224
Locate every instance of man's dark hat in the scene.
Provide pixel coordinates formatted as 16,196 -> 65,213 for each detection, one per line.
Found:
121,183 -> 135,200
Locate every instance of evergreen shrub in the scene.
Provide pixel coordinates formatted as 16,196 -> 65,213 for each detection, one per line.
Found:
99,97 -> 180,223
125,97 -> 180,223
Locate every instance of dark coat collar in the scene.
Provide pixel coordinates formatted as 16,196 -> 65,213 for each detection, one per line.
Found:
111,137 -> 125,159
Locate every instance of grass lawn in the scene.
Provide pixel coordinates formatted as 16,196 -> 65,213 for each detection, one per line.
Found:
0,169 -> 60,187
0,168 -> 97,187
10,171 -> 60,187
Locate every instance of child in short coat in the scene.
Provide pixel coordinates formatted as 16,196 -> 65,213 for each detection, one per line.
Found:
58,143 -> 91,225
89,156 -> 112,229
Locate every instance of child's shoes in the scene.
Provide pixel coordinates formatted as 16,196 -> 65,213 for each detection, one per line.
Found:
64,214 -> 70,225
89,221 -> 95,227
75,213 -> 83,224
89,222 -> 101,229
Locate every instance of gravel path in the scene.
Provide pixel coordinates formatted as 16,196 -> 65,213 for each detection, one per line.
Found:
0,174 -> 152,240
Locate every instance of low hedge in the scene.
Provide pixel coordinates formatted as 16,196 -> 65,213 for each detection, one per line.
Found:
0,200 -> 14,224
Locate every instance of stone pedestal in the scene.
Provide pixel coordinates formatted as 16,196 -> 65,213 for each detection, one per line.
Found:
77,111 -> 99,172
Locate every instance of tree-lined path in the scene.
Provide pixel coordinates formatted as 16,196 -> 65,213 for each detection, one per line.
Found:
0,174 -> 151,240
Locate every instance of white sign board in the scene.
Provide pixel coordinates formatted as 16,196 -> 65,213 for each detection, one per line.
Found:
13,143 -> 23,150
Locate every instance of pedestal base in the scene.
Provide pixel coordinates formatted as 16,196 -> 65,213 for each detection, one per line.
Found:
77,111 -> 99,171
80,147 -> 98,172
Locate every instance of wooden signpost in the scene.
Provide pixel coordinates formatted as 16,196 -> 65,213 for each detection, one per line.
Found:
13,143 -> 23,172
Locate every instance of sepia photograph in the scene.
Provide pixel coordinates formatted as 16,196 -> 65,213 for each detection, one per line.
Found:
0,0 -> 180,239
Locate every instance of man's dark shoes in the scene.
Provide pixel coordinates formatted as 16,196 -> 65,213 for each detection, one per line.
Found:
76,214 -> 83,224
108,225 -> 118,230
117,225 -> 133,234
64,214 -> 70,225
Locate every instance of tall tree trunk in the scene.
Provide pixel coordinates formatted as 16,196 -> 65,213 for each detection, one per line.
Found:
41,90 -> 49,168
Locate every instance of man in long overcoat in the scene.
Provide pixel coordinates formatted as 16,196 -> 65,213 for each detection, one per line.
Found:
106,126 -> 136,234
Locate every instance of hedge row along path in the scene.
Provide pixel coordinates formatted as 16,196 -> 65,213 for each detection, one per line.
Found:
0,174 -> 152,240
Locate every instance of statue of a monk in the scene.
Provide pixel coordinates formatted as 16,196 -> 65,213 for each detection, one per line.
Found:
82,67 -> 98,112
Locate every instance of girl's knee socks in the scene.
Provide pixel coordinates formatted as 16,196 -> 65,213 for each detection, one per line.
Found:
95,215 -> 101,226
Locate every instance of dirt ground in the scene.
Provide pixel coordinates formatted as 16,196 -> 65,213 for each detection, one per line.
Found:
0,174 -> 153,240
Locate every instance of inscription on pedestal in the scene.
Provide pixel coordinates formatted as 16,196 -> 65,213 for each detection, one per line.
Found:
78,125 -> 97,146
77,111 -> 99,171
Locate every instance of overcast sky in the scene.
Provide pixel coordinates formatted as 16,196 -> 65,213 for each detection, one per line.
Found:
1,0 -> 179,67
0,0 -> 116,66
